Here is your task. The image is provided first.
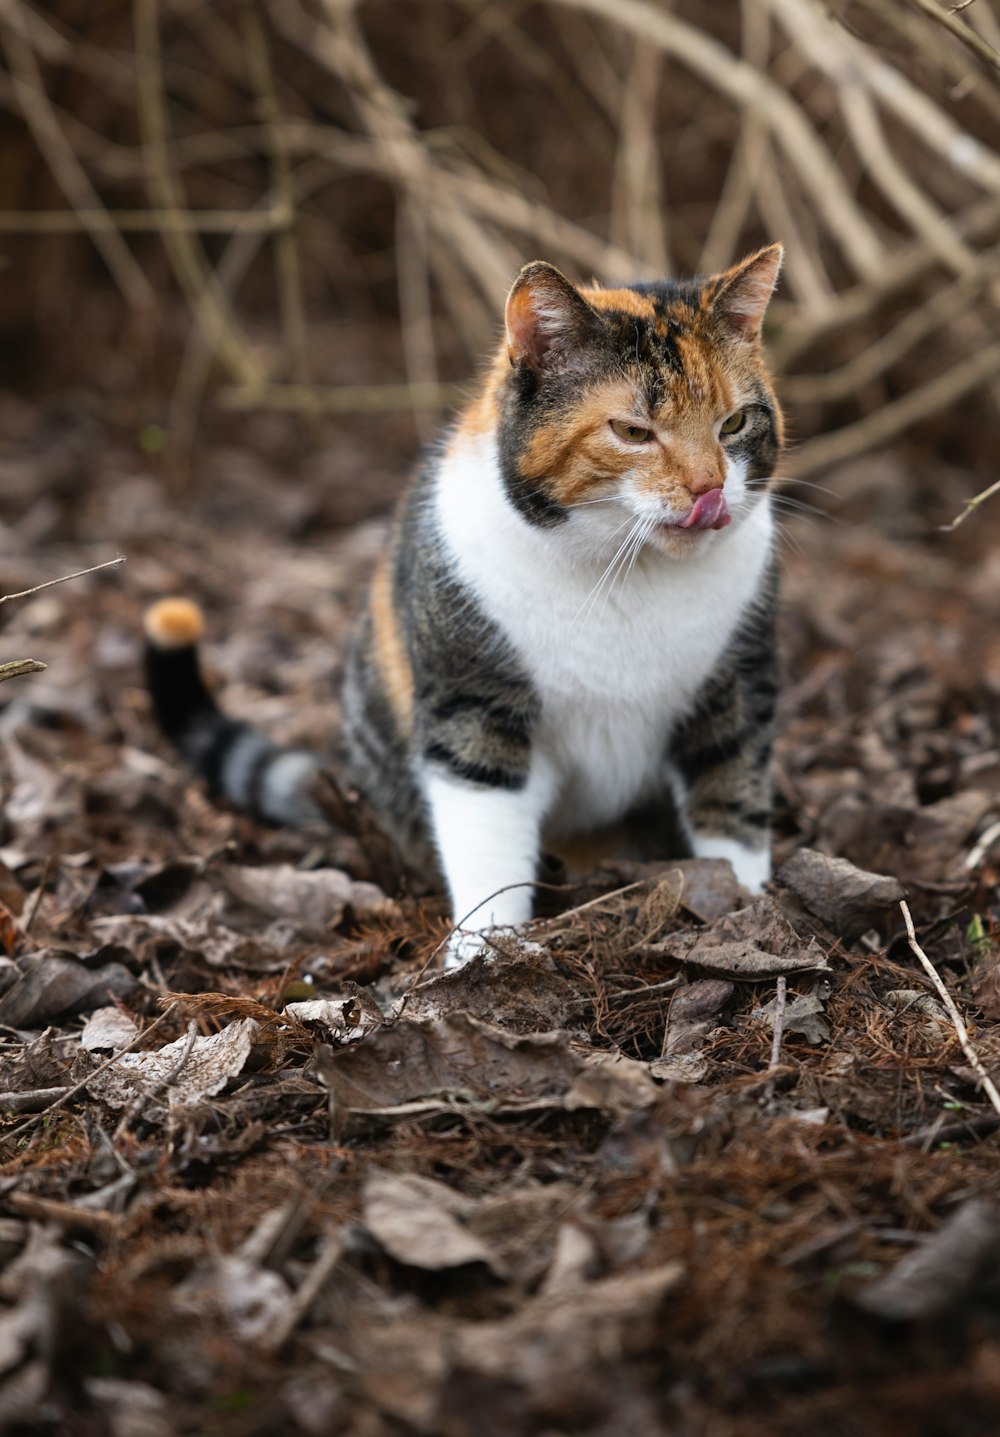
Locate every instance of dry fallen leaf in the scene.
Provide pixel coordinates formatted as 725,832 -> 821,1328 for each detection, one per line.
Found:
661,899 -> 830,979
86,1018 -> 258,1110
852,1199 -> 1000,1321
80,1006 -> 140,1052
777,848 -> 905,941
0,950 -> 136,1029
760,988 -> 831,1045
662,979 -> 734,1057
363,1170 -> 503,1274
216,863 -> 389,932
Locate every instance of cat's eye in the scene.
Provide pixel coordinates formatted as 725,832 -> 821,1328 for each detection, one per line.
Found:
610,420 -> 654,444
720,410 -> 746,436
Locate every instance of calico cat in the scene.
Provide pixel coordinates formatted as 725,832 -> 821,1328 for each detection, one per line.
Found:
145,244 -> 784,965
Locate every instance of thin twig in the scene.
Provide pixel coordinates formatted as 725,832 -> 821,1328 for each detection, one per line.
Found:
907,0 -> 1000,75
965,817 -> 1000,869
0,660 -> 45,683
784,255 -> 1000,403
769,974 -> 788,1070
0,1085 -> 71,1113
900,900 -> 1000,1118
0,555 -> 124,606
263,1231 -> 343,1352
940,477 -> 1000,533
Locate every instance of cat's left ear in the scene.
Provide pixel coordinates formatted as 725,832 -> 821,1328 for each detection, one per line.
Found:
505,262 -> 601,376
710,244 -> 783,341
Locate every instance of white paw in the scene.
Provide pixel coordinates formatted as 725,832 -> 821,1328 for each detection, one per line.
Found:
691,835 -> 771,894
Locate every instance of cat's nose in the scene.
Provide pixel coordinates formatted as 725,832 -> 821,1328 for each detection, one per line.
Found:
688,467 -> 724,495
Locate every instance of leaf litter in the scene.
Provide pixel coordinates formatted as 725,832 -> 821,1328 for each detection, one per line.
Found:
1,442 -> 999,1435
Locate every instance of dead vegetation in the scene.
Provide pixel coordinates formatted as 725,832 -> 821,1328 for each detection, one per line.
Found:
2,2 -> 1000,1434
0,430 -> 998,1433
2,0 -> 1000,481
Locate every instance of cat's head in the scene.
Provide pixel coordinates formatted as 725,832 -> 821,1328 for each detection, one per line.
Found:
494,245 -> 783,557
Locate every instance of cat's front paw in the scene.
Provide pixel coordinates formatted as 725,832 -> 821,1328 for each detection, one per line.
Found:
691,836 -> 771,894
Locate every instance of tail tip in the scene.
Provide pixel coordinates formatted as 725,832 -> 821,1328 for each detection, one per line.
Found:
144,597 -> 205,650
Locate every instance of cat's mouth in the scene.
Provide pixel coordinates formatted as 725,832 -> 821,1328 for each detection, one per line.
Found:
659,488 -> 732,534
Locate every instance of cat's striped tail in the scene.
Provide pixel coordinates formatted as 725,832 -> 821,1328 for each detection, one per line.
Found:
143,598 -> 325,826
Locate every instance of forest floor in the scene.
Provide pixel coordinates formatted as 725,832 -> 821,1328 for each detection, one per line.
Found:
1,392 -> 999,1436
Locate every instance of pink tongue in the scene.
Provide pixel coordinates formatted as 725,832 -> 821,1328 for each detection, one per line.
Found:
679,488 -> 731,530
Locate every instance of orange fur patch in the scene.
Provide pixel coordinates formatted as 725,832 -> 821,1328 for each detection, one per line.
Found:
580,287 -> 657,319
370,552 -> 414,732
144,597 -> 205,649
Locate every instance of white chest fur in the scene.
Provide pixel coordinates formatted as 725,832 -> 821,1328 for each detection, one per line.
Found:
433,436 -> 774,834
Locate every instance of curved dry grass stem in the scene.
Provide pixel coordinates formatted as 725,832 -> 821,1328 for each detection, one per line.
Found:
900,901 -> 1000,1119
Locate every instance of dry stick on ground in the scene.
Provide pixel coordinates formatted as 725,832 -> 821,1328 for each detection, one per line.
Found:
113,1018 -> 199,1139
769,974 -> 788,1070
900,900 -> 1000,1119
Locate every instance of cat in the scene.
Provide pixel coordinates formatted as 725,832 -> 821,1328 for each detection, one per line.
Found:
144,244 -> 784,966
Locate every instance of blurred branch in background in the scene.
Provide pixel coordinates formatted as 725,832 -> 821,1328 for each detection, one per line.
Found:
0,0 -> 997,480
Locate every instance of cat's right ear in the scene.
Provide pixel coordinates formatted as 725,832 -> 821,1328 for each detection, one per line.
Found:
505,262 -> 599,376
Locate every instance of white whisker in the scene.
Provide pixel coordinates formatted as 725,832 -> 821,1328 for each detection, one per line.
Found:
563,495 -> 621,509
571,517 -> 642,628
